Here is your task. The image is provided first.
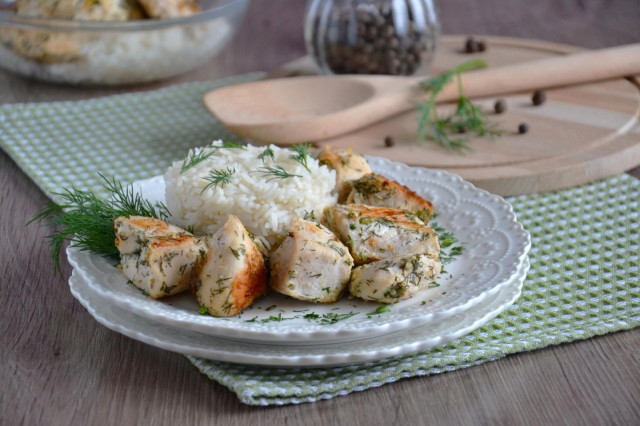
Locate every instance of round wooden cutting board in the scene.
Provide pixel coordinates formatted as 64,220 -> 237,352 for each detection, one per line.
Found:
269,36 -> 640,196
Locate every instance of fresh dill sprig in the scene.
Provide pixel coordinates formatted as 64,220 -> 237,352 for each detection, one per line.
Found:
201,167 -> 235,192
180,142 -> 246,174
254,165 -> 301,181
289,143 -> 312,173
180,149 -> 215,174
28,173 -> 168,273
219,141 -> 247,150
417,60 -> 501,152
257,147 -> 274,162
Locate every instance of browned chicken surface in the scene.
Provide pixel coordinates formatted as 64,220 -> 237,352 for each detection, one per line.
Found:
322,204 -> 440,265
114,215 -> 190,254
114,216 -> 205,299
194,215 -> 267,317
347,174 -> 434,224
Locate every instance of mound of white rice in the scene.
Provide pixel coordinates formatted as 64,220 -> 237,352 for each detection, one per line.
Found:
164,141 -> 337,250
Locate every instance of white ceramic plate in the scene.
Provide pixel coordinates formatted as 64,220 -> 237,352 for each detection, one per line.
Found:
69,257 -> 528,367
68,157 -> 530,344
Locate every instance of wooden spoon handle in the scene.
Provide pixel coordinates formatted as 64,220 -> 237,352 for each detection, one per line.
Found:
436,43 -> 640,102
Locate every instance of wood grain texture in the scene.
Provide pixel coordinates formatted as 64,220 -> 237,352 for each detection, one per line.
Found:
1,0 -> 640,424
270,37 -> 640,196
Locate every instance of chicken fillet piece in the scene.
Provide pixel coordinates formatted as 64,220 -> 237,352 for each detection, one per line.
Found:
114,215 -> 190,255
119,234 -> 206,299
270,218 -> 354,303
317,147 -> 372,203
115,215 -> 204,299
349,253 -> 441,304
322,204 -> 439,265
194,215 -> 267,317
347,174 -> 434,224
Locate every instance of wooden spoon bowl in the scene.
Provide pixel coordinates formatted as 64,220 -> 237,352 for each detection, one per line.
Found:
204,43 -> 640,145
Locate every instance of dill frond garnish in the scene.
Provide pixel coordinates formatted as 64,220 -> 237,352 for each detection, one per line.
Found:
28,174 -> 168,273
257,147 -> 274,162
201,167 -> 235,192
180,149 -> 215,174
220,141 -> 247,150
289,143 -> 312,173
417,60 -> 501,152
254,165 -> 301,181
180,142 -> 246,174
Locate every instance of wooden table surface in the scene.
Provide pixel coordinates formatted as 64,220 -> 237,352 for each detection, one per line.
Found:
2,1 -> 639,424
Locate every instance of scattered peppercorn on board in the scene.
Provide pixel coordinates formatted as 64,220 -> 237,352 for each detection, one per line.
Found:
270,36 -> 640,196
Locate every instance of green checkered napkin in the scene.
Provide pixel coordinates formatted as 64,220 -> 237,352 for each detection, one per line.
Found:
2,76 -> 638,406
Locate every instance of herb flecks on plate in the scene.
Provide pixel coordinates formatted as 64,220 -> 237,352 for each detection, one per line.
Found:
243,311 -> 359,325
417,59 -> 501,152
304,311 -> 358,325
367,305 -> 391,318
29,174 -> 169,273
431,218 -> 466,268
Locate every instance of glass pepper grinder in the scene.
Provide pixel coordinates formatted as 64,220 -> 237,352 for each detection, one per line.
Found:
305,0 -> 440,76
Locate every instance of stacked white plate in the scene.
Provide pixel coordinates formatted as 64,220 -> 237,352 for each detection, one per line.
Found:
68,157 -> 531,367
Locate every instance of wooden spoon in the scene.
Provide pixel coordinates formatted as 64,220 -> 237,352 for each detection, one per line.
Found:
204,43 -> 640,144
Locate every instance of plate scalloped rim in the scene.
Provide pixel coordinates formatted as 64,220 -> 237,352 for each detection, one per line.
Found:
68,156 -> 531,344
68,257 -> 529,367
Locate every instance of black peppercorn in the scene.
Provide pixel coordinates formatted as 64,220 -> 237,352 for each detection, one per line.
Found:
477,40 -> 487,52
465,37 -> 478,53
532,90 -> 546,106
384,136 -> 395,147
494,99 -> 506,114
518,123 -> 529,134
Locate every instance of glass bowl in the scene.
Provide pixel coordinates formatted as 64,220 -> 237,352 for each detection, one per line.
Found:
0,0 -> 249,85
305,0 -> 439,76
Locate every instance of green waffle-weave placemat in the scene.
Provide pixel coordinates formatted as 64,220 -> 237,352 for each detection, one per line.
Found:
2,76 -> 638,406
